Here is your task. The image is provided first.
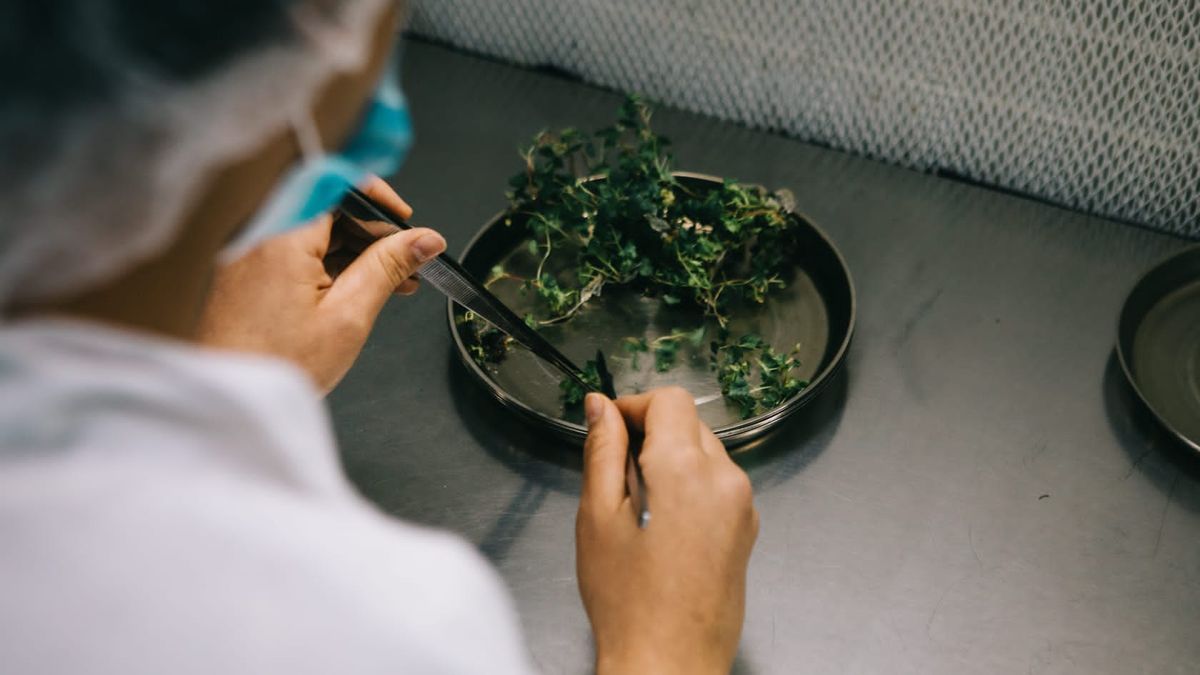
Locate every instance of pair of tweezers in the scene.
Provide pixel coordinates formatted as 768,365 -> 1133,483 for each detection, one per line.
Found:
338,188 -> 648,528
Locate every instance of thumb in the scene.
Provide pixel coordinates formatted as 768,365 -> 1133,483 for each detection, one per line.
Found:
581,394 -> 630,513
326,227 -> 446,317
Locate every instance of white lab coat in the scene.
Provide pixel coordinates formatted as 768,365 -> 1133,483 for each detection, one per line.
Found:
0,319 -> 536,674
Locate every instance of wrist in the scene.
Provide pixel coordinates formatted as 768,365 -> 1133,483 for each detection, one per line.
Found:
596,648 -> 728,675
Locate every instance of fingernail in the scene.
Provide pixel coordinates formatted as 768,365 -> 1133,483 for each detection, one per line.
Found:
585,393 -> 605,426
413,233 -> 445,262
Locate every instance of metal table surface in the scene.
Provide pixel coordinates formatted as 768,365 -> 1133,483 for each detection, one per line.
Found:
329,40 -> 1200,674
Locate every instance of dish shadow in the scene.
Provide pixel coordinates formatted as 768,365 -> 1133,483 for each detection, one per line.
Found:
731,365 -> 848,492
1102,351 -> 1200,512
450,348 -> 584,494
449,350 -> 579,563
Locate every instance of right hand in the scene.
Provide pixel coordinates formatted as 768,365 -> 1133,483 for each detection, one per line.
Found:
576,388 -> 759,675
198,176 -> 445,393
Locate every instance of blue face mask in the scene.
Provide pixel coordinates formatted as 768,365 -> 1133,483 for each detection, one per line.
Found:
222,55 -> 413,260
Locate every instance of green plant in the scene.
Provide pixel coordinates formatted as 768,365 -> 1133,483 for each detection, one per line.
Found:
464,97 -> 809,419
711,332 -> 808,419
559,360 -> 603,407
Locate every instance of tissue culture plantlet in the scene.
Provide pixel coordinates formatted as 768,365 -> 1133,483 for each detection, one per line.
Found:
711,332 -> 808,419
558,360 -> 603,407
463,97 -> 809,419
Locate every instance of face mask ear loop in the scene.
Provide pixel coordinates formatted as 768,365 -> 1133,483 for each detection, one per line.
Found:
217,112 -> 328,265
291,110 -> 326,161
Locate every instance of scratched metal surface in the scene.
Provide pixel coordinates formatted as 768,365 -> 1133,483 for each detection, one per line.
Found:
328,39 -> 1200,675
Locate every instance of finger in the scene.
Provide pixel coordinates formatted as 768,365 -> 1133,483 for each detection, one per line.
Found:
698,422 -> 726,458
614,386 -> 703,455
360,174 -> 414,220
394,277 -> 420,296
325,227 -> 446,318
581,393 -> 630,513
287,213 -> 335,259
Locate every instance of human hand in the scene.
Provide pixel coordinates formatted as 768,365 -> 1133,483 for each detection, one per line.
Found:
197,176 -> 445,393
576,388 -> 759,675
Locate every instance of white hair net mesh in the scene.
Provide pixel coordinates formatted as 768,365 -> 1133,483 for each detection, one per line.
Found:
0,0 -> 390,306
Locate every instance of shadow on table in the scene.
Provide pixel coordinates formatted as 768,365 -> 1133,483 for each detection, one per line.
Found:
451,347 -> 848,563
733,365 -> 849,493
449,350 -> 583,491
1102,352 -> 1200,512
447,351 -> 577,562
730,653 -> 761,675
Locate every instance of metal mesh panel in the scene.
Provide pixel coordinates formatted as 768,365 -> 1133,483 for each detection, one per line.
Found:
408,0 -> 1200,238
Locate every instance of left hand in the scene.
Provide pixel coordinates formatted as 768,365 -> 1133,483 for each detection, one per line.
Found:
197,176 -> 445,393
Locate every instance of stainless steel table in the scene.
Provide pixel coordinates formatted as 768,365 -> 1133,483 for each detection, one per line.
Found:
329,39 -> 1200,674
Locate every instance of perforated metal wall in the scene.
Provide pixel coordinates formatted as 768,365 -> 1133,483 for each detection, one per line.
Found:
408,1 -> 1199,237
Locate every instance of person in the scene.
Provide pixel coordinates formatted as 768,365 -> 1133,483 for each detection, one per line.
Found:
0,1 -> 758,673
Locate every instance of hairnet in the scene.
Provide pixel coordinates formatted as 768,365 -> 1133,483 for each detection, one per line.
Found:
0,0 -> 391,307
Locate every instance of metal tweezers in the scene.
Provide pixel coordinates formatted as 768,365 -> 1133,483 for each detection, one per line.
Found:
337,187 -> 649,528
